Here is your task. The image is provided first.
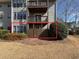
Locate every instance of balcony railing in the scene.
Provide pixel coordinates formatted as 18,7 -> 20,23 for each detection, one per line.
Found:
28,16 -> 48,22
27,1 -> 48,8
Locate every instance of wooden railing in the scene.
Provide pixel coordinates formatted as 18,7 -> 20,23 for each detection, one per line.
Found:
27,1 -> 48,8
28,16 -> 48,22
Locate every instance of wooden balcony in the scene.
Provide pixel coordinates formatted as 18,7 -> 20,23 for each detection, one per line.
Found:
27,1 -> 48,8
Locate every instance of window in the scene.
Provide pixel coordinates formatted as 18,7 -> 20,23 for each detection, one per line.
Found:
24,3 -> 26,7
13,0 -> 26,3
13,0 -> 18,3
8,16 -> 11,19
8,4 -> 11,7
13,3 -> 17,7
0,15 -> 3,19
13,3 -> 23,7
14,12 -> 16,19
17,12 -> 22,19
24,26 -> 26,32
29,24 -> 33,29
17,3 -> 23,7
13,25 -> 26,33
14,12 -> 26,20
0,5 -> 2,7
0,12 -> 4,19
14,26 -> 16,32
17,26 -> 20,32
22,12 -> 26,19
13,0 -> 26,7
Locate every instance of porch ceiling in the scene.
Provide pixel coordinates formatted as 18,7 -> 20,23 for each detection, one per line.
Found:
28,8 -> 47,13
49,0 -> 56,2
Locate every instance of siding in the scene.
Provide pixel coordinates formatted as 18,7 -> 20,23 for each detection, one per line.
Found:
48,2 -> 55,22
0,3 -> 11,29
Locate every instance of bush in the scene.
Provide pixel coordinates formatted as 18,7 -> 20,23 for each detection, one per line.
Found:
3,33 -> 27,41
0,29 -> 27,40
76,30 -> 79,35
49,22 -> 68,40
69,30 -> 74,35
0,29 -> 9,39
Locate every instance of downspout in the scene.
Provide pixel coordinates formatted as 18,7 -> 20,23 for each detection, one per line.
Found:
55,1 -> 57,38
54,0 -> 56,22
11,0 -> 13,33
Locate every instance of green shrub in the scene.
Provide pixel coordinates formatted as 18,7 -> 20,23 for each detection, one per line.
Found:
0,29 -> 9,39
0,29 -> 27,40
3,33 -> 27,40
49,22 -> 68,40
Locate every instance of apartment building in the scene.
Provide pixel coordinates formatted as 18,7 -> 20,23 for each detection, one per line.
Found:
0,0 -> 56,37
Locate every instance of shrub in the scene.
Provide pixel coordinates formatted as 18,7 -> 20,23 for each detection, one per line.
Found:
3,33 -> 27,40
69,29 -> 74,35
0,29 -> 9,39
49,22 -> 68,40
0,29 -> 27,40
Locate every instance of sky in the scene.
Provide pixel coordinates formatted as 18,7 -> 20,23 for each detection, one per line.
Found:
56,0 -> 79,23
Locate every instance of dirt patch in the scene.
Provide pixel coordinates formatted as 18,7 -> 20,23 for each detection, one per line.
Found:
67,35 -> 79,48
0,36 -> 79,59
14,38 -> 71,45
0,41 -> 78,59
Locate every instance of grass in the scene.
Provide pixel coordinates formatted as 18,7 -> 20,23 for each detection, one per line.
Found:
0,37 -> 79,59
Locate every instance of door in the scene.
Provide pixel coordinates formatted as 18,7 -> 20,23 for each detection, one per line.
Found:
27,24 -> 42,37
35,15 -> 41,22
34,15 -> 42,37
33,24 -> 42,37
27,23 -> 48,38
